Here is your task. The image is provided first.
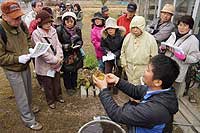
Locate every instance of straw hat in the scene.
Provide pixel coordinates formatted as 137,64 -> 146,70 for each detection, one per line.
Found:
161,4 -> 175,15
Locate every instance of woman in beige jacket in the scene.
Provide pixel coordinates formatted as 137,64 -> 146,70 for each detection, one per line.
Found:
120,16 -> 158,85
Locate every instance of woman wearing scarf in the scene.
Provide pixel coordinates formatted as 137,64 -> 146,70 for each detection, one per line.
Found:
56,12 -> 84,96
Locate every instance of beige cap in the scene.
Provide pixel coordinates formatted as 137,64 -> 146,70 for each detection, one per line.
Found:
161,4 -> 175,15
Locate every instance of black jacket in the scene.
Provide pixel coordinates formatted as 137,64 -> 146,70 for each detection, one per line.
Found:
99,79 -> 178,132
101,28 -> 125,58
56,25 -> 83,71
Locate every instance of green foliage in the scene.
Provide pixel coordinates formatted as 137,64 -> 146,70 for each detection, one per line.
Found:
84,54 -> 98,69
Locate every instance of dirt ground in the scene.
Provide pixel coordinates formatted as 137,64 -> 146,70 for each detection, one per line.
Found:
0,3 -> 200,133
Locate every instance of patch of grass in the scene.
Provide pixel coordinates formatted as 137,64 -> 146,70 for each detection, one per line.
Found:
84,54 -> 98,69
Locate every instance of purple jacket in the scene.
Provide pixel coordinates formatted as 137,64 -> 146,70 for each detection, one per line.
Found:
91,25 -> 104,59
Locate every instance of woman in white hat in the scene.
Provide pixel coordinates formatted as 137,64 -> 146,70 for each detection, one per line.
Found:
56,12 -> 84,96
101,17 -> 126,94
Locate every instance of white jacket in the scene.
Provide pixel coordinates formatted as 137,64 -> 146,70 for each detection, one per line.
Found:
165,31 -> 199,82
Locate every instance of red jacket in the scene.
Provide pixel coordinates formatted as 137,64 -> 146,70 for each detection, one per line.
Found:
117,14 -> 132,35
29,19 -> 38,35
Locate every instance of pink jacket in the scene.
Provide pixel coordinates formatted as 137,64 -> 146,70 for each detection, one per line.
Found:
31,26 -> 63,76
90,25 -> 104,59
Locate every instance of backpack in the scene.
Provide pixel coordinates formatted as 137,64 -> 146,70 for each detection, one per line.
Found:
0,22 -> 26,45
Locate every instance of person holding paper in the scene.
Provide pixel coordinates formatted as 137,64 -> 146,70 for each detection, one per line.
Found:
163,15 -> 199,98
56,12 -> 84,96
31,10 -> 64,109
120,16 -> 158,85
101,17 -> 126,94
0,0 -> 42,130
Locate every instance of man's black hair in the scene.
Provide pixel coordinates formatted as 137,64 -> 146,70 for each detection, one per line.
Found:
31,0 -> 43,8
150,55 -> 180,89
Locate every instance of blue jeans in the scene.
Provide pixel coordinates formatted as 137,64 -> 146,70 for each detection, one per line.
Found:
98,59 -> 104,72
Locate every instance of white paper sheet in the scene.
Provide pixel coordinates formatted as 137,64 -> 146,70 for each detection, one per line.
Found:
102,52 -> 116,62
30,42 -> 50,58
161,42 -> 184,54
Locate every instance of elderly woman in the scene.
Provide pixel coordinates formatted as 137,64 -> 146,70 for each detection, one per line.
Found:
163,15 -> 199,98
31,10 -> 64,109
120,16 -> 158,85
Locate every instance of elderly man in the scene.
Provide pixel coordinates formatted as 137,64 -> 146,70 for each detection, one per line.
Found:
101,5 -> 109,20
0,0 -> 42,130
23,0 -> 43,28
117,2 -> 137,35
147,4 -> 175,50
120,16 -> 158,85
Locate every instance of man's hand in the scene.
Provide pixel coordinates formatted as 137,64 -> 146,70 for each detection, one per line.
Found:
93,75 -> 107,90
18,54 -> 31,64
106,73 -> 119,85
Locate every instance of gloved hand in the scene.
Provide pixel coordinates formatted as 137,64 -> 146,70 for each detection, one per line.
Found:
174,51 -> 186,60
18,54 -> 31,64
29,48 -> 34,54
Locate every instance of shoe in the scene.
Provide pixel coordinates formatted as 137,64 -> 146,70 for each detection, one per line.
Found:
32,105 -> 40,114
49,103 -> 56,109
40,87 -> 44,92
57,99 -> 65,103
67,89 -> 75,96
28,121 -> 43,131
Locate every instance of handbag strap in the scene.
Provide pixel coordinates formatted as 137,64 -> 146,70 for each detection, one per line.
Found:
43,37 -> 56,55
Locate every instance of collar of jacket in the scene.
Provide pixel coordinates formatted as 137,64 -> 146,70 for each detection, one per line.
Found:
171,30 -> 192,40
36,26 -> 57,38
0,19 -> 21,35
144,88 -> 171,100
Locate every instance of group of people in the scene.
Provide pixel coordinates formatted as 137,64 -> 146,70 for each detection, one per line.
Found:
0,0 -> 199,132
0,0 -> 85,131
91,2 -> 199,133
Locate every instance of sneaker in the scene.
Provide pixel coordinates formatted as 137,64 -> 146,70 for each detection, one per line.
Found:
57,99 -> 65,103
49,103 -> 56,109
28,122 -> 42,131
32,106 -> 40,114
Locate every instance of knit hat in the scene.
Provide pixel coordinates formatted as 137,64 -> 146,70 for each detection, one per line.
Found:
101,6 -> 109,13
62,11 -> 77,21
161,4 -> 175,15
91,12 -> 105,22
1,0 -> 24,19
178,15 -> 194,29
36,10 -> 53,26
127,2 -> 137,12
130,16 -> 146,32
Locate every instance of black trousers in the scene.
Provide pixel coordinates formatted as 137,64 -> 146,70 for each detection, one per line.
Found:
63,70 -> 78,90
37,72 -> 62,105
